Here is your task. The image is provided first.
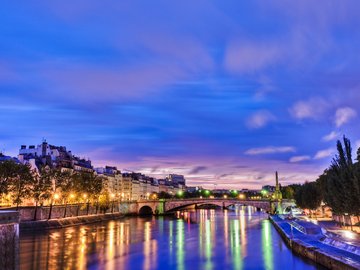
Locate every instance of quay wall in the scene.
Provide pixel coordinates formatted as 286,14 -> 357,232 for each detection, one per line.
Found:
20,212 -> 126,231
269,216 -> 360,270
0,211 -> 19,270
2,202 -> 138,222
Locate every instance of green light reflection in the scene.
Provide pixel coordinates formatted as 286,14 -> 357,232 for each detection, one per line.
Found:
176,220 -> 185,270
230,219 -> 243,270
262,221 -> 274,270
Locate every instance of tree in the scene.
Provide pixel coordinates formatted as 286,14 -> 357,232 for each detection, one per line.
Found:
56,170 -> 75,218
8,163 -> 34,209
0,160 -> 20,199
158,191 -> 173,199
295,182 -> 322,216
31,166 -> 53,220
328,137 -> 359,218
72,172 -> 103,215
294,185 -> 305,209
281,186 -> 295,200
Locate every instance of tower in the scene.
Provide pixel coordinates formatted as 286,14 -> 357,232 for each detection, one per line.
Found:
273,171 -> 282,201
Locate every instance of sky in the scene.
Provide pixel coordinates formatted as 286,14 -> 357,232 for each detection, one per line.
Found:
1,1 -> 360,189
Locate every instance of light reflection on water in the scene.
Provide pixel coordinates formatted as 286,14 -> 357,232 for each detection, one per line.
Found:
20,206 -> 325,270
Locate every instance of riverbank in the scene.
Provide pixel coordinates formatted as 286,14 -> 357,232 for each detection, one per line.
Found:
20,212 -> 126,231
270,215 -> 360,270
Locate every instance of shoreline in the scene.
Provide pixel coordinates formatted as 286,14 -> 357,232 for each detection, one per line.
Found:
19,211 -> 175,231
19,212 -> 126,231
269,215 -> 360,270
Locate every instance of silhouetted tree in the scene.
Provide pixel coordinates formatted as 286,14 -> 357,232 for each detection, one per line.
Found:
0,160 -> 20,199
8,163 -> 34,209
295,182 -> 322,216
31,166 -> 53,220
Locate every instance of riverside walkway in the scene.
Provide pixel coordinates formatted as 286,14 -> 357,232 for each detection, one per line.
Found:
271,215 -> 360,270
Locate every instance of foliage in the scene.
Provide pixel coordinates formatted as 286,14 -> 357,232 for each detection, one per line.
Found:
294,181 -> 322,211
322,137 -> 360,216
7,162 -> 34,207
0,160 -> 23,197
293,136 -> 360,221
157,191 -> 173,199
72,172 -> 103,202
281,184 -> 301,200
31,166 -> 53,205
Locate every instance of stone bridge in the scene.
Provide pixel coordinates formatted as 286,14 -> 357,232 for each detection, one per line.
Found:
136,198 -> 274,215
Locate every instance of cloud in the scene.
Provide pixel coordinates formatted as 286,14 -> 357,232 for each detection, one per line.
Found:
322,131 -> 340,142
289,155 -> 311,163
335,107 -> 357,127
314,148 -> 334,160
245,146 -> 296,155
188,166 -> 207,174
289,98 -> 329,120
225,41 -> 281,74
246,110 -> 276,129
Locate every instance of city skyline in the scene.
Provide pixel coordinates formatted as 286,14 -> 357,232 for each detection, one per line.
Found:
1,1 -> 360,189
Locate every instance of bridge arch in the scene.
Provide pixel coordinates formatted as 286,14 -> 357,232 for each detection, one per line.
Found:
139,205 -> 153,215
168,202 -> 224,212
164,199 -> 271,213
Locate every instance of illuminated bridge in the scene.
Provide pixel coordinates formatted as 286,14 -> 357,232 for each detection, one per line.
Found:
136,198 -> 275,215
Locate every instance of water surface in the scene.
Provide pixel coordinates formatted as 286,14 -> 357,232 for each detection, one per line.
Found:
20,207 -> 325,269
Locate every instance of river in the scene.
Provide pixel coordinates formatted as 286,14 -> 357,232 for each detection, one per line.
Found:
19,206 -> 326,270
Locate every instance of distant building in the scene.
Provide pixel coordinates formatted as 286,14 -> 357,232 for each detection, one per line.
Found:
167,174 -> 186,186
95,166 -> 121,196
18,140 -> 93,173
262,185 -> 276,193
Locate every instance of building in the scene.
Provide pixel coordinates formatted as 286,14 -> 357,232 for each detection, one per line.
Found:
167,174 -> 186,186
18,140 -> 94,173
95,166 -> 121,197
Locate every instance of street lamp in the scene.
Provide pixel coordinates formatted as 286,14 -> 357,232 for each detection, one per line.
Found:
177,190 -> 184,198
54,193 -> 60,200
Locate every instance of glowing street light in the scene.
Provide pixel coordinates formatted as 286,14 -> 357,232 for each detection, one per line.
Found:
54,193 -> 60,200
238,194 -> 245,200
70,193 -> 75,199
223,195 -> 228,199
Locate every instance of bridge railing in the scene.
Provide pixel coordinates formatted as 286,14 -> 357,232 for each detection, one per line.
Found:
160,198 -> 270,201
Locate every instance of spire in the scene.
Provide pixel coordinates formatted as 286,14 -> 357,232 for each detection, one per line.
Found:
274,171 -> 282,201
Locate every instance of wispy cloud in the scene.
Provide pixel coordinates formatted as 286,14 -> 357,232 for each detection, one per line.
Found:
289,98 -> 329,120
188,166 -> 207,175
245,146 -> 295,155
289,155 -> 311,163
335,107 -> 357,127
322,131 -> 339,142
246,110 -> 276,129
314,148 -> 334,160
225,41 -> 281,74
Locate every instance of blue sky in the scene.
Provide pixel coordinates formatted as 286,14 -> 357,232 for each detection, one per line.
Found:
1,1 -> 360,189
